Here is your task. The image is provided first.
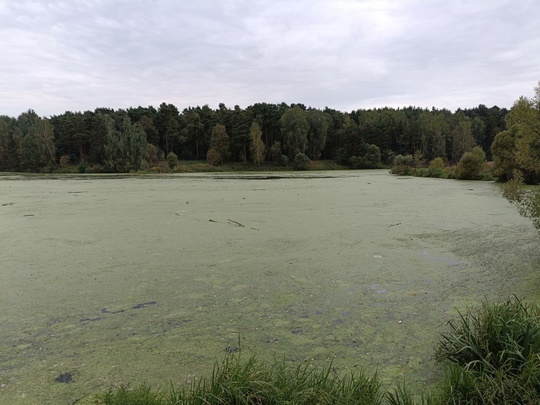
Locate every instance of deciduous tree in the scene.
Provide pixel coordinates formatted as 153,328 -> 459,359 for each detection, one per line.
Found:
280,106 -> 309,159
306,110 -> 328,160
507,85 -> 540,179
491,126 -> 519,181
450,113 -> 475,162
16,110 -> 56,171
249,121 -> 265,166
209,124 -> 230,162
105,115 -> 147,172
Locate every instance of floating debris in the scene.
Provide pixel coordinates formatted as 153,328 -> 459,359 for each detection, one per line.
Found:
101,308 -> 126,314
55,372 -> 73,383
132,301 -> 157,309
80,317 -> 101,323
227,219 -> 245,227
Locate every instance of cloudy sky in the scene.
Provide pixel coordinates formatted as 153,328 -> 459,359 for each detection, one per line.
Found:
1,0 -> 539,117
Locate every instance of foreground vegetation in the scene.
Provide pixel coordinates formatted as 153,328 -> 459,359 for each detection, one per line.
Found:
96,298 -> 540,404
100,355 -> 384,405
436,298 -> 540,403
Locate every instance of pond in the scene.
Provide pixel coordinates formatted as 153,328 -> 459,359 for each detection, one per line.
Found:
1,170 -> 539,403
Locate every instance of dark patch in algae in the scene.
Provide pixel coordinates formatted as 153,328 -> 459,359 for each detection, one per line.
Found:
55,372 -> 73,383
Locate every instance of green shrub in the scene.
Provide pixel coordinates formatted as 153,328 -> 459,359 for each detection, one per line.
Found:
86,164 -> 102,173
410,167 -> 429,177
382,149 -> 396,165
145,144 -> 160,165
349,145 -> 381,169
436,298 -> 540,403
413,151 -> 424,167
77,161 -> 87,173
349,155 -> 361,169
364,144 -> 382,168
59,155 -> 71,169
166,152 -> 178,169
139,159 -> 150,171
310,160 -> 348,170
335,147 -> 350,166
294,152 -> 311,170
455,147 -> 486,180
390,154 -> 414,175
427,157 -> 446,178
206,148 -> 222,166
445,167 -> 456,179
480,172 -> 495,181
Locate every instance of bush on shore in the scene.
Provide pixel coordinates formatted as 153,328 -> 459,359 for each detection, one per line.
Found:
454,147 -> 487,180
390,153 -> 495,181
390,154 -> 415,175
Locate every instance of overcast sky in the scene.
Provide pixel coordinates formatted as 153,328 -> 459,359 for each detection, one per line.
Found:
1,0 -> 539,117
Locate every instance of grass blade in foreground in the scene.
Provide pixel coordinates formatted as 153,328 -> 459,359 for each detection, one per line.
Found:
436,297 -> 540,403
98,353 -> 384,404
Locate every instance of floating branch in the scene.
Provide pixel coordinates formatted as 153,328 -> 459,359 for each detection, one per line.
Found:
227,219 -> 245,227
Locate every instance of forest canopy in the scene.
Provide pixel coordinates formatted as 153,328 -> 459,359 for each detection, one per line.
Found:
0,101 -> 509,173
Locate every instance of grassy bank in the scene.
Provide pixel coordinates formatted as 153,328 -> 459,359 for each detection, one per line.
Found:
50,159 -> 351,175
96,298 -> 540,404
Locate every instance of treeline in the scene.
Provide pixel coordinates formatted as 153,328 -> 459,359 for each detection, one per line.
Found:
0,102 -> 507,172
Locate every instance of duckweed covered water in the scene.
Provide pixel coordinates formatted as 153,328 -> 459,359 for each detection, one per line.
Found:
1,170 -> 539,403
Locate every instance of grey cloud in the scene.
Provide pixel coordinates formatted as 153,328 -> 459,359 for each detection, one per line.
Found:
0,0 -> 539,116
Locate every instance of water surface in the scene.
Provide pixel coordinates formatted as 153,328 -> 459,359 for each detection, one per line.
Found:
1,170 -> 539,403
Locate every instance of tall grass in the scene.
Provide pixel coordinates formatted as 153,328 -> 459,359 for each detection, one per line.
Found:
386,383 -> 439,405
436,297 -> 540,403
98,352 -> 384,404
